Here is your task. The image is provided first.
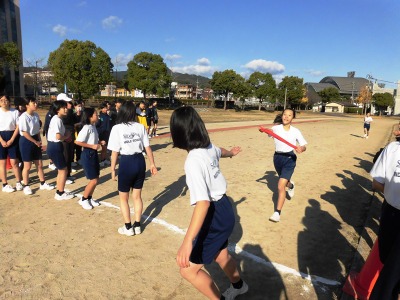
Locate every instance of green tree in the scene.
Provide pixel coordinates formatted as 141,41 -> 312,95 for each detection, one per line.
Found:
277,76 -> 304,108
48,39 -> 113,99
210,69 -> 243,110
0,42 -> 22,95
247,71 -> 276,110
372,92 -> 394,115
318,87 -> 341,103
126,52 -> 171,99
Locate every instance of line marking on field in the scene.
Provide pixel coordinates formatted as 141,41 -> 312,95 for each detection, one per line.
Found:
99,200 -> 340,287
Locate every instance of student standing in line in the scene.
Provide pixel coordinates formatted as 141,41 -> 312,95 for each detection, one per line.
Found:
43,104 -> 57,170
18,97 -> 54,195
261,108 -> 307,223
107,101 -> 157,236
363,112 -> 373,139
150,100 -> 159,137
170,106 -> 248,300
75,107 -> 103,210
0,95 -> 22,192
46,100 -> 75,201
96,102 -> 111,167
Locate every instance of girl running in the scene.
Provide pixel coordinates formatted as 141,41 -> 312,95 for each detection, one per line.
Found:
75,107 -> 103,210
262,108 -> 307,223
18,97 -> 54,195
170,106 -> 248,300
107,101 -> 157,236
363,112 -> 373,139
0,95 -> 22,192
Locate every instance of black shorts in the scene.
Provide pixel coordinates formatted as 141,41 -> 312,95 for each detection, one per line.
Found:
118,153 -> 145,192
47,141 -> 67,169
0,131 -> 19,159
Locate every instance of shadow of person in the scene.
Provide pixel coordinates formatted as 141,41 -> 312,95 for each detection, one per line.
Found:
150,141 -> 172,152
350,133 -> 365,139
256,170 -> 279,207
298,199 -> 354,299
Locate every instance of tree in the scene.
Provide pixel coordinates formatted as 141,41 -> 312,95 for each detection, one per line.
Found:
48,39 -> 113,99
126,52 -> 171,99
318,87 -> 341,103
0,42 -> 22,95
357,86 -> 372,114
372,92 -> 394,115
210,69 -> 243,110
247,72 -> 276,110
277,76 -> 304,109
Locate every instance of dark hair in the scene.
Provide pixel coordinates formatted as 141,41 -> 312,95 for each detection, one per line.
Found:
99,102 -> 108,109
0,94 -> 10,101
115,98 -> 125,104
116,100 -> 136,125
50,100 -> 67,115
75,99 -> 84,106
170,106 -> 210,151
81,107 -> 96,125
283,108 -> 296,118
273,114 -> 283,124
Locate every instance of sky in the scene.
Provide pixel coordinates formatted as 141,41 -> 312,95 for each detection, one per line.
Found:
20,0 -> 400,86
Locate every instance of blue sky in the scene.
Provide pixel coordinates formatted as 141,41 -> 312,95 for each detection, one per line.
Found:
21,0 -> 400,86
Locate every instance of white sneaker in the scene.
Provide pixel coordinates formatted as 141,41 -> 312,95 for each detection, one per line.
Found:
269,212 -> 280,222
148,135 -> 152,139
287,181 -> 295,198
222,281 -> 249,300
48,163 -> 57,170
40,182 -> 55,190
71,168 -> 77,173
54,192 -> 75,201
118,226 -> 134,236
2,184 -> 15,193
15,182 -> 23,191
65,179 -> 74,185
78,198 -> 93,210
90,198 -> 100,207
366,136 -> 369,139
71,162 -> 77,167
23,185 -> 32,195
133,226 -> 141,235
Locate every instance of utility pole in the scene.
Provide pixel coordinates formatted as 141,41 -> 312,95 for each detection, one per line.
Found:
351,81 -> 355,104
284,87 -> 287,109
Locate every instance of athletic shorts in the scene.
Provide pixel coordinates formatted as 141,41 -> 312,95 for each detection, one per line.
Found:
19,134 -> 42,162
364,123 -> 371,130
81,148 -> 100,180
190,195 -> 235,265
146,118 -> 152,127
153,119 -> 158,125
0,131 -> 19,159
273,151 -> 297,180
47,141 -> 67,169
378,201 -> 400,263
118,153 -> 145,192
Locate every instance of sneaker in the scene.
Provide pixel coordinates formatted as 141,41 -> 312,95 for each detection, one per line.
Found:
90,198 -> 100,207
148,135 -> 152,139
71,168 -> 77,173
54,191 -> 75,201
78,198 -> 93,210
104,159 -> 111,166
133,226 -> 141,235
269,212 -> 280,223
287,181 -> 295,198
366,136 -> 369,139
40,182 -> 55,190
118,226 -> 134,236
71,162 -> 77,167
2,184 -> 15,193
222,281 -> 249,300
23,185 -> 32,195
65,179 -> 74,185
67,176 -> 76,181
48,163 -> 57,170
15,182 -> 23,191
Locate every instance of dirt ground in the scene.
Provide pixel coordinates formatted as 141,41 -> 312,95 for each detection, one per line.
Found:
0,108 -> 398,299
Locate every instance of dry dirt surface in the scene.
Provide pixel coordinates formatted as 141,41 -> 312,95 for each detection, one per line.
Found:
1,108 -> 399,299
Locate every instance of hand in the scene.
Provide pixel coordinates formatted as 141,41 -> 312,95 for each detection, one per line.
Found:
36,140 -> 42,148
230,146 -> 242,157
176,240 -> 192,268
1,140 -> 7,147
295,146 -> 304,154
100,140 -> 106,146
111,169 -> 117,181
92,144 -> 100,150
150,165 -> 157,175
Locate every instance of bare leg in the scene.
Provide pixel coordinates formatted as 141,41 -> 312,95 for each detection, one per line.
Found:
56,168 -> 67,192
119,191 -> 131,223
34,160 -> 45,182
22,161 -> 32,184
215,248 -> 241,283
131,188 -> 143,223
276,178 -> 289,211
180,263 -> 220,299
83,178 -> 98,198
10,158 -> 21,182
0,160 -> 6,184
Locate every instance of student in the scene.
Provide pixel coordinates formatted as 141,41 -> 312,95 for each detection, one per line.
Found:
18,97 -> 54,195
107,101 -> 157,236
72,100 -> 84,166
136,101 -> 148,131
75,107 -> 103,210
0,94 -> 22,192
262,108 -> 307,223
170,106 -> 248,300
145,102 -> 153,138
43,105 -> 57,170
363,112 -> 373,139
46,101 -> 75,201
150,100 -> 159,137
96,102 -> 111,167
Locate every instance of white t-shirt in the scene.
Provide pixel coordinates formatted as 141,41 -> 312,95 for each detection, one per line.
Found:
18,112 -> 41,136
364,116 -> 373,124
370,141 -> 400,209
76,124 -> 99,145
47,115 -> 65,142
271,124 -> 307,153
107,122 -> 149,155
0,108 -> 19,131
185,144 -> 227,205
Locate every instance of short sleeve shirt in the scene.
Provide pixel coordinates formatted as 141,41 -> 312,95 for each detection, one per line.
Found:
76,124 -> 99,145
18,112 -> 41,136
0,108 -> 19,131
364,116 -> 373,124
370,141 -> 400,209
184,144 -> 227,205
272,124 -> 307,153
47,115 -> 65,142
107,122 -> 149,154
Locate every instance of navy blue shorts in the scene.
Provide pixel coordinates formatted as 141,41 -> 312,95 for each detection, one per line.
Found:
364,123 -> 371,130
0,131 -> 19,159
81,148 -> 100,180
19,134 -> 42,162
146,118 -> 152,127
47,141 -> 67,169
273,151 -> 297,181
190,195 -> 235,265
118,153 -> 145,192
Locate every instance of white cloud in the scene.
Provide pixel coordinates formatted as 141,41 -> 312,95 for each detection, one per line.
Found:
243,59 -> 285,74
306,69 -> 325,77
197,58 -> 210,66
172,64 -> 217,77
52,24 -> 68,37
102,16 -> 123,30
113,53 -> 134,69
165,54 -> 182,61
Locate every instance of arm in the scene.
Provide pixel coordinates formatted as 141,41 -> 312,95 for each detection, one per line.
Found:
295,145 -> 307,154
21,131 -> 41,147
220,146 -> 242,158
110,151 -> 119,181
372,179 -> 384,193
75,140 -> 100,150
144,146 -> 157,175
176,200 -> 210,268
3,125 -> 20,147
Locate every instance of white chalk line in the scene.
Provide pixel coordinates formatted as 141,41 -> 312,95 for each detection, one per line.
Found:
98,200 -> 340,287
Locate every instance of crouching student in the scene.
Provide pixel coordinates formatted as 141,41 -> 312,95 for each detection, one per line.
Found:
75,108 -> 103,210
170,106 -> 248,300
